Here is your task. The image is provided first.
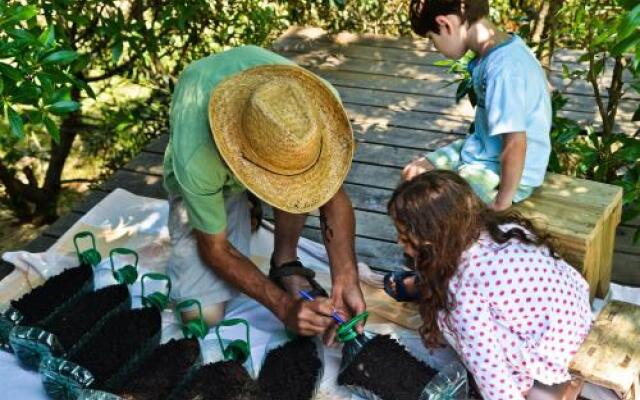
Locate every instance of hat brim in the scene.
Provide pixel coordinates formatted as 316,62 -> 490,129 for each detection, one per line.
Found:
209,64 -> 354,214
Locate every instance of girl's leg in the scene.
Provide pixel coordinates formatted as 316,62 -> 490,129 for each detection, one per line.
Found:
526,379 -> 583,400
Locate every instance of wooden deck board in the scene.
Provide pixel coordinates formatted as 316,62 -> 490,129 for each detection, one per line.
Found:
13,27 -> 639,290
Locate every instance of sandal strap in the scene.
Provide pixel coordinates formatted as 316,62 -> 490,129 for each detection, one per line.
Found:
383,270 -> 419,302
269,258 -> 328,297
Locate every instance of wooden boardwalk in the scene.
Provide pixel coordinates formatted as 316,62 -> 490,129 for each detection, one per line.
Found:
11,27 -> 640,285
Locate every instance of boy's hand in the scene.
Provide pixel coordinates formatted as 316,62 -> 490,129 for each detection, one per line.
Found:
490,195 -> 512,211
402,157 -> 434,181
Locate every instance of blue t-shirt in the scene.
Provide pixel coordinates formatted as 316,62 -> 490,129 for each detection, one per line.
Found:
461,35 -> 551,187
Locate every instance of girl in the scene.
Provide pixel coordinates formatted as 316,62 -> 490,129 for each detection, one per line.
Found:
387,171 -> 591,400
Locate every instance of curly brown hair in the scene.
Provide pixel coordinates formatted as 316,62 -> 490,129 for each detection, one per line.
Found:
387,170 -> 557,348
409,0 -> 489,37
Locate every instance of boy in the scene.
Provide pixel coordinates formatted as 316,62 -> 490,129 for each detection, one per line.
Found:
402,0 -> 551,212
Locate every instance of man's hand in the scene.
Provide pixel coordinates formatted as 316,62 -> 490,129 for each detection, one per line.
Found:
324,279 -> 366,345
282,296 -> 336,336
402,157 -> 434,181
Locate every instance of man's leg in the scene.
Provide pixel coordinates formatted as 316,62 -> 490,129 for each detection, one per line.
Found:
167,192 -> 250,327
271,208 -> 314,294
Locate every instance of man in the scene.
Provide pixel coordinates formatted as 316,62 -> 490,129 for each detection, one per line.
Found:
163,45 -> 365,343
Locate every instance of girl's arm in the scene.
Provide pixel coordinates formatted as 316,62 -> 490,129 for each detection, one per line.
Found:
449,291 -> 526,400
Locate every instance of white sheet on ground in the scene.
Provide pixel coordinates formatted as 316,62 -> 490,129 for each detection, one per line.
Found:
3,189 -> 640,399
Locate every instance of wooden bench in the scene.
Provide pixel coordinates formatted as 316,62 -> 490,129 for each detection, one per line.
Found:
513,173 -> 623,301
570,301 -> 640,400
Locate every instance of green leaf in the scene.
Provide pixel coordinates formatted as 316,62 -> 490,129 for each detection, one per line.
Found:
7,106 -> 24,139
41,50 -> 78,65
111,40 -> 123,63
0,78 -> 3,95
6,28 -> 39,44
0,5 -> 38,25
37,26 -> 55,47
43,116 -> 60,143
433,59 -> 454,67
47,100 -> 80,115
618,3 -> 640,39
619,0 -> 639,11
75,79 -> 95,99
0,62 -> 22,81
612,31 -> 640,55
593,58 -> 605,77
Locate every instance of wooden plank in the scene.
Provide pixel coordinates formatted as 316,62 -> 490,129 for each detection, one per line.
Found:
616,226 -> 640,255
23,235 -> 57,252
313,69 -> 639,119
100,169 -> 166,199
280,47 -> 637,104
275,27 -> 636,84
41,210 -> 85,239
570,301 -> 640,394
298,226 -> 404,268
71,190 -> 110,213
612,251 -> 640,287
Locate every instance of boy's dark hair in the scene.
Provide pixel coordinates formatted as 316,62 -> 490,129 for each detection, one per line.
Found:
410,0 -> 489,37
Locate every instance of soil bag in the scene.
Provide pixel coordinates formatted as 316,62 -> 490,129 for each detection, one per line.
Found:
0,232 -> 100,350
258,334 -> 324,400
172,318 -> 257,400
9,284 -> 131,370
336,311 -> 468,400
39,275 -> 169,400
78,338 -> 202,400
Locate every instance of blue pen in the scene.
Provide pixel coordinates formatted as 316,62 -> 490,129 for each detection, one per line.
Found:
298,290 -> 346,325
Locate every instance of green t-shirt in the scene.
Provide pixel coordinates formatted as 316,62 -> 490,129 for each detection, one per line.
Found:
163,45 -> 339,234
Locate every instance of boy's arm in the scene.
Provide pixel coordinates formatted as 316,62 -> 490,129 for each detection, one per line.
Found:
494,132 -> 526,211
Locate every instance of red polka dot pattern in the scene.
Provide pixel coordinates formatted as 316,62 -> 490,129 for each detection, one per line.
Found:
437,230 -> 592,400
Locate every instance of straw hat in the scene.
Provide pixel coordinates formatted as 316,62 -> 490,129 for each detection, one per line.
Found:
209,64 -> 354,213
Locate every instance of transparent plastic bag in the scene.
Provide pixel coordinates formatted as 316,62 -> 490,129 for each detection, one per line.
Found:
39,308 -> 162,400
419,361 -> 469,400
0,265 -> 94,352
77,338 -> 203,400
9,284 -> 131,370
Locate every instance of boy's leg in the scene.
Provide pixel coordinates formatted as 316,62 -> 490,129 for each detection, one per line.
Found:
456,163 -> 501,204
167,192 -> 251,327
402,139 -> 465,180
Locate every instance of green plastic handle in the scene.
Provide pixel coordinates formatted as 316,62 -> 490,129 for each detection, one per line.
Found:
73,231 -> 101,267
215,318 -> 251,363
176,299 -> 208,339
141,273 -> 171,310
109,248 -> 139,284
337,311 -> 369,343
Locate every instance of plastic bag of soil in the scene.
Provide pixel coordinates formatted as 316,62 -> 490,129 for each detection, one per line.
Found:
9,284 -> 131,370
0,262 -> 94,351
338,331 -> 470,400
171,319 -> 257,400
418,360 -> 468,400
258,333 -> 324,400
40,306 -> 162,400
77,338 -> 202,400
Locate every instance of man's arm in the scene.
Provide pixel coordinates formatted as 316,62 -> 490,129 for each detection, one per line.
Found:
194,229 -> 335,336
494,132 -> 527,211
319,188 -> 366,339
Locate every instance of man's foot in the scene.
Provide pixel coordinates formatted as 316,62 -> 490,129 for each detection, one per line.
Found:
268,258 -> 328,298
383,270 -> 420,302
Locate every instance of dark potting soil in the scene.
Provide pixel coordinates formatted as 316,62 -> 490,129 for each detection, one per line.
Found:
338,334 -> 437,400
38,284 -> 129,349
71,307 -> 161,385
258,337 -> 322,400
11,263 -> 92,324
115,338 -> 200,400
180,360 -> 259,400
